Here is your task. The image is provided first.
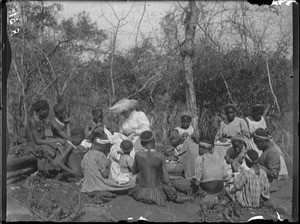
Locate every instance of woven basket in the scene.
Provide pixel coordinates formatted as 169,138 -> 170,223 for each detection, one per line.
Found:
166,161 -> 185,175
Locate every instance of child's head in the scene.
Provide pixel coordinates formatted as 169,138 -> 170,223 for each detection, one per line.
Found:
120,140 -> 133,155
245,149 -> 259,168
231,136 -> 246,153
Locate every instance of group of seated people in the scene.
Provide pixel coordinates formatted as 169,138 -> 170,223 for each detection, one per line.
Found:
23,98 -> 288,208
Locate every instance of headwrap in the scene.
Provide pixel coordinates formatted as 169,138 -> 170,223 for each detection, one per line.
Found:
245,149 -> 259,163
31,99 -> 49,112
181,111 -> 192,122
53,103 -> 66,116
252,103 -> 266,113
231,136 -> 247,146
120,140 -> 133,153
198,141 -> 213,151
140,130 -> 154,143
223,103 -> 237,112
109,98 -> 138,114
92,105 -> 103,114
253,128 -> 271,141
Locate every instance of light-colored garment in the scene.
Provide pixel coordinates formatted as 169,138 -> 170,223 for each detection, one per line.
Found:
194,153 -> 228,183
245,116 -> 288,177
174,126 -> 194,155
215,117 -> 250,141
229,167 -> 270,208
245,116 -> 267,157
119,110 -> 150,152
119,110 -> 150,136
81,150 -> 135,193
179,136 -> 199,180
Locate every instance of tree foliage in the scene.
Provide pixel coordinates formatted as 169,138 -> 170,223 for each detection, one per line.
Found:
6,2 -> 292,155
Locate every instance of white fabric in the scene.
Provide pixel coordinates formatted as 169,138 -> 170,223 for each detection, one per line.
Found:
109,98 -> 138,114
246,116 -> 267,157
119,110 -> 150,136
80,139 -> 92,149
54,117 -> 65,127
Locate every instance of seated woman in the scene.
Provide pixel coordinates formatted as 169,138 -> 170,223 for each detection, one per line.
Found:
245,103 -> 288,179
109,98 -> 150,154
51,102 -> 71,140
129,130 -> 192,206
224,136 -> 249,174
25,100 -> 65,177
192,141 -> 228,196
214,104 -> 250,160
168,111 -> 199,180
225,149 -> 270,208
254,128 -> 281,192
81,137 -> 135,193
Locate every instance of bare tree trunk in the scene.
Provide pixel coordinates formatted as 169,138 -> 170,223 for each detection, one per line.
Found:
181,0 -> 199,135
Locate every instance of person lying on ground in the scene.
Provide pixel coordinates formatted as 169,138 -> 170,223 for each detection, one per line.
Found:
245,103 -> 289,179
254,128 -> 281,189
225,136 -> 249,173
25,99 -> 66,177
191,140 -> 229,197
128,130 -> 192,206
225,149 -> 270,208
109,98 -> 150,153
168,111 -> 200,180
51,102 -> 71,140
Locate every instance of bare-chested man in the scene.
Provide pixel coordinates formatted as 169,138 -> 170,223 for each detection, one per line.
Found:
128,130 -> 191,205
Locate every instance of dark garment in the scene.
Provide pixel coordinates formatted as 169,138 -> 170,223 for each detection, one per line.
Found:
258,146 -> 280,183
128,182 -> 178,206
87,191 -> 117,204
27,142 -> 60,172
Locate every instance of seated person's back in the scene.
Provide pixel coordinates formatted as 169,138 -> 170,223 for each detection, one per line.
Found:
133,150 -> 165,188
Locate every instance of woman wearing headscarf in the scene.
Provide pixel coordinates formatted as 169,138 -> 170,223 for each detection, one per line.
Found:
109,98 -> 150,154
51,102 -> 71,140
25,99 -> 65,176
245,103 -> 288,179
253,128 -> 281,191
214,104 -> 250,160
169,111 -> 200,180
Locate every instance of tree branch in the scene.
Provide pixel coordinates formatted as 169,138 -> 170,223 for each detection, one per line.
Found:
135,2 -> 146,48
265,57 -> 281,115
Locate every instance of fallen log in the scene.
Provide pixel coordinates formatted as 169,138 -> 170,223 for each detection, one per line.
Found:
7,154 -> 38,173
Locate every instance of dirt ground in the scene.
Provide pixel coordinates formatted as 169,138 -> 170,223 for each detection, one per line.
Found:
6,175 -> 293,222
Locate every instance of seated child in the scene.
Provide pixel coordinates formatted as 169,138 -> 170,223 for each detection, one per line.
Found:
225,149 -> 270,208
113,140 -> 135,184
224,136 -> 249,174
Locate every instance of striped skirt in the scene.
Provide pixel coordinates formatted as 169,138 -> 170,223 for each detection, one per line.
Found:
128,183 -> 178,206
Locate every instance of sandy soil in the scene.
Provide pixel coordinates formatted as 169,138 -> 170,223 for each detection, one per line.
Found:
6,175 -> 293,222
